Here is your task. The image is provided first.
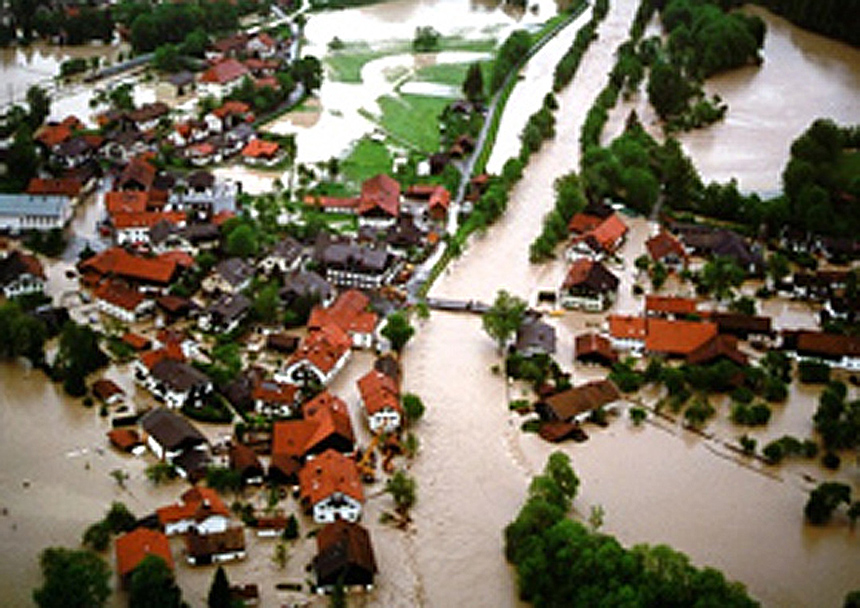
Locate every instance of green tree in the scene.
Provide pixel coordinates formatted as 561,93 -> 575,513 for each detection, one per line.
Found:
490,30 -> 531,92
805,482 -> 852,525
225,223 -> 259,258
207,565 -> 231,608
7,124 -> 40,190
129,555 -> 183,608
462,62 -> 484,103
153,44 -> 182,73
82,521 -> 112,552
402,393 -> 425,425
26,85 -> 51,130
55,321 -> 108,397
698,256 -> 746,301
205,467 -> 242,494
381,311 -> 414,352
292,56 -> 323,92
385,470 -> 417,515
33,547 -> 111,608
105,502 -> 137,533
253,283 -> 280,323
145,462 -> 177,485
0,301 -> 47,364
413,25 -> 440,52
482,289 -> 527,352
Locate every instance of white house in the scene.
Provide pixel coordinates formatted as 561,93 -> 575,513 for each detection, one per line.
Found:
0,250 -> 45,298
357,369 -> 402,434
94,282 -> 153,323
299,450 -> 365,524
140,407 -> 207,463
0,194 -> 72,232
157,487 -> 231,536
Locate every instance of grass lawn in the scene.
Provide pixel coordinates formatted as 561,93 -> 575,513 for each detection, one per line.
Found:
341,137 -> 393,186
376,94 -> 451,153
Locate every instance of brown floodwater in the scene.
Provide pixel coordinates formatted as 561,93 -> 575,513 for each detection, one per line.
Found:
404,0 -> 860,606
604,5 -> 860,194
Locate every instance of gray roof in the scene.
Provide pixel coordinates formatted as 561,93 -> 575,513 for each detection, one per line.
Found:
215,257 -> 254,287
167,71 -> 195,87
0,194 -> 69,217
515,318 -> 557,354
140,408 -> 207,450
269,236 -> 303,263
319,242 -> 389,273
208,292 -> 251,322
280,270 -> 333,302
150,359 -> 212,393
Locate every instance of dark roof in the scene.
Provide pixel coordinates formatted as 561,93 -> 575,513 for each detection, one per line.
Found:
538,421 -> 588,443
686,334 -> 748,366
561,259 -> 619,294
150,359 -> 211,393
0,250 -> 45,286
539,380 -> 620,422
709,312 -> 773,337
208,293 -> 251,323
268,236 -> 303,264
374,354 -> 401,383
214,258 -> 254,288
280,270 -> 334,302
229,442 -> 264,476
317,240 -> 390,274
796,331 -> 860,359
574,333 -> 618,366
167,71 -> 195,87
187,170 -> 215,190
140,408 -> 207,451
172,448 -> 211,480
515,318 -> 557,354
186,528 -> 245,559
314,520 -> 377,588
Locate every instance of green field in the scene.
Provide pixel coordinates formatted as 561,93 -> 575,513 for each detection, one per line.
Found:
376,94 -> 452,153
341,138 -> 393,186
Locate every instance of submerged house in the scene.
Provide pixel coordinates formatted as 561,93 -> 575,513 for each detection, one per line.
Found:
313,520 -> 377,592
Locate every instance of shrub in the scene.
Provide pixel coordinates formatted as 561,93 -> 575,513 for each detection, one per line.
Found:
822,451 -> 841,470
739,434 -> 757,455
798,360 -> 831,384
629,406 -> 647,426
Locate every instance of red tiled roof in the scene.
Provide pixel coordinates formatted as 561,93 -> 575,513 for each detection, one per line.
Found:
122,332 -> 151,351
108,428 -> 141,451
79,247 -> 178,285
118,156 -> 157,190
112,211 -> 185,230
358,174 -> 400,217
92,378 -> 125,401
428,186 -> 450,212
213,100 -> 251,118
272,390 -> 354,458
308,290 -> 377,337
26,177 -> 82,197
139,342 -> 185,370
796,332 -> 860,358
252,380 -> 299,405
95,281 -> 147,312
646,230 -> 686,262
645,318 -> 718,356
106,191 -> 148,215
645,295 -> 699,316
299,449 -> 364,506
200,59 -> 250,85
608,315 -> 647,340
115,528 -> 173,578
687,334 -> 748,366
289,324 -> 352,375
241,139 -> 279,158
568,213 -> 602,234
590,214 -> 628,252
35,124 -> 71,148
357,369 -> 401,416
304,195 -> 361,211
157,487 -> 230,526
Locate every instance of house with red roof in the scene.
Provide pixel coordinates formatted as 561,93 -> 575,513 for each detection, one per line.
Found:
115,528 -> 173,589
157,487 -> 231,536
277,323 -> 352,386
112,211 -> 186,246
645,318 -> 719,358
199,58 -> 251,99
358,174 -> 400,227
558,259 -> 620,311
270,391 -> 356,484
299,449 -> 364,524
644,295 -> 699,318
117,156 -> 157,191
607,314 -> 648,353
26,177 -> 83,200
241,138 -> 281,166
105,190 -> 148,215
313,520 -> 377,592
566,213 -> 628,260
646,230 -> 688,271
94,280 -> 153,323
252,378 -> 300,417
246,32 -> 278,58
357,369 -> 402,434
308,289 -> 378,350
78,247 -> 180,287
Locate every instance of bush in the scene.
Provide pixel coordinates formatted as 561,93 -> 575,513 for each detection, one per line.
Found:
282,515 -> 299,541
521,419 -> 542,433
822,451 -> 841,470
629,406 -> 647,426
798,360 -> 831,383
739,434 -> 757,455
730,402 -> 771,426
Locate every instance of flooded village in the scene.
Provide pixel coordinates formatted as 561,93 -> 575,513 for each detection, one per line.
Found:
0,0 -> 859,607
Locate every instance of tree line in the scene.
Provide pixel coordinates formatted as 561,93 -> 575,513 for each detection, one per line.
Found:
505,452 -> 757,607
755,0 -> 860,46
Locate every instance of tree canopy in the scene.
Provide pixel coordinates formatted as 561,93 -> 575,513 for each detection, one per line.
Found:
381,311 -> 415,352
505,453 -> 757,607
482,290 -> 527,351
129,555 -> 184,608
33,547 -> 111,608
